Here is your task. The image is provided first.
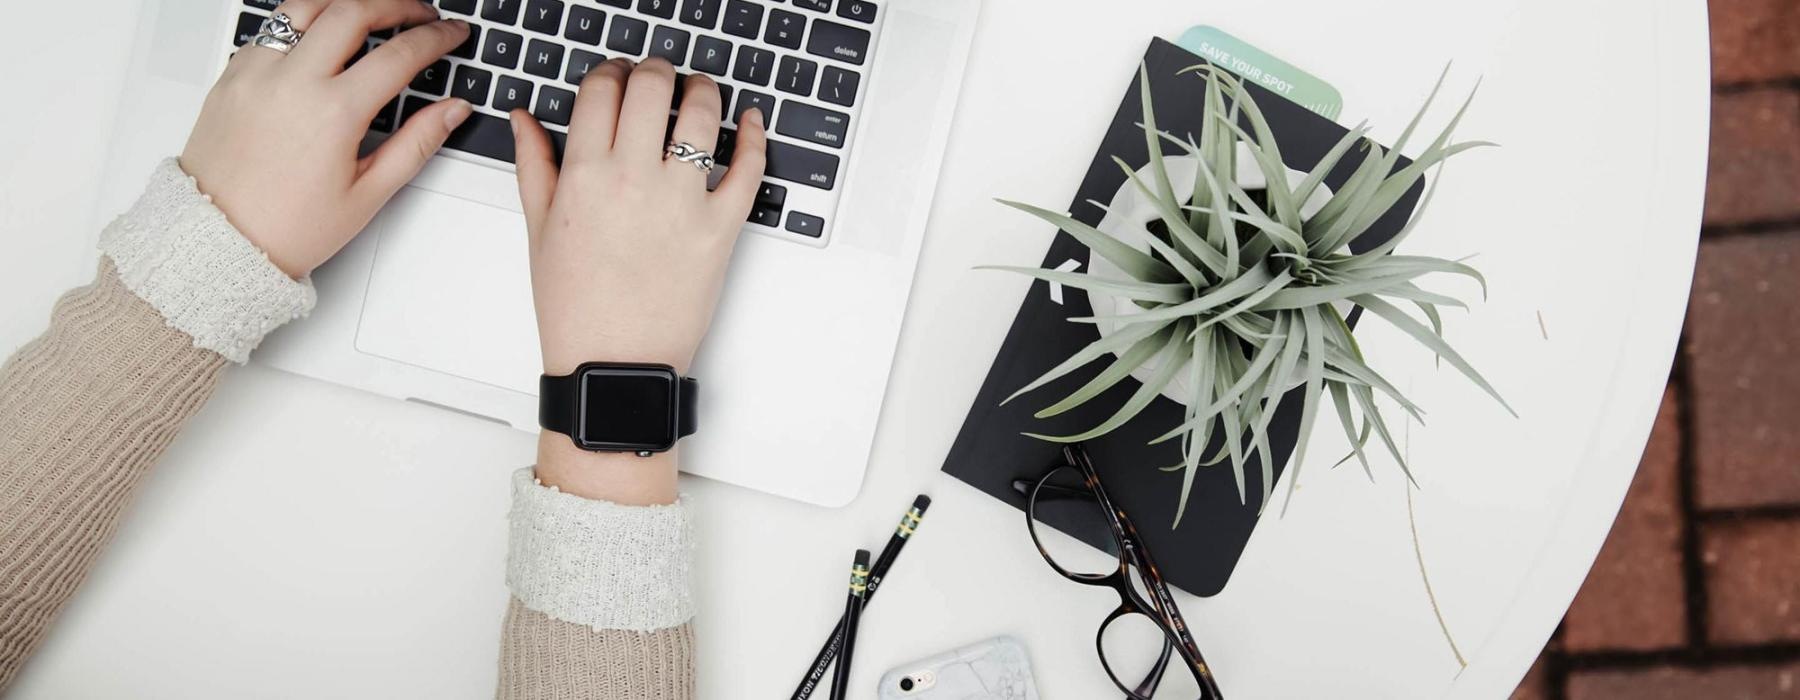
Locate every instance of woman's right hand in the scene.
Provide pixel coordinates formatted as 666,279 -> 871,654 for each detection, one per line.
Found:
511,57 -> 768,505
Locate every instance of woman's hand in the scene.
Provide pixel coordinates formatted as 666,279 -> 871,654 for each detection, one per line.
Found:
180,0 -> 474,278
513,58 -> 768,505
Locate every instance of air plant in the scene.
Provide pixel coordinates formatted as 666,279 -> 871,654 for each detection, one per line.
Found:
985,65 -> 1513,525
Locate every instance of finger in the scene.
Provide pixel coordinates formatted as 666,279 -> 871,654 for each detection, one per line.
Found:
341,19 -> 470,111
614,58 -> 680,161
511,109 -> 561,242
290,0 -> 443,75
668,74 -> 724,157
564,58 -> 632,164
233,0 -> 329,70
352,98 -> 474,207
712,107 -> 768,217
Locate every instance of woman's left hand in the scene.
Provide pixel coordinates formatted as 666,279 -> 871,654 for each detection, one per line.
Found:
180,0 -> 475,278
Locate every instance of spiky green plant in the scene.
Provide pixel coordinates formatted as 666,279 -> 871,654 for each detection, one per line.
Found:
984,65 -> 1513,525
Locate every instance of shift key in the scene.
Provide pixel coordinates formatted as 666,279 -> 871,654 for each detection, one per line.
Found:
776,102 -> 850,149
765,140 -> 840,190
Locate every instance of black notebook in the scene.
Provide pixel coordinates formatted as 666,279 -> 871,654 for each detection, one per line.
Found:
941,37 -> 1423,597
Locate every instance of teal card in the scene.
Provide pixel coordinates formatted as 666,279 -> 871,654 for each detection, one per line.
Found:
1176,25 -> 1343,121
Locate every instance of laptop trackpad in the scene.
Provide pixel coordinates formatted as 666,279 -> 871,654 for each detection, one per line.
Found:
355,187 -> 540,395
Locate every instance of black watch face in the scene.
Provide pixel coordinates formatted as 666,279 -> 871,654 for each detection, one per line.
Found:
577,366 -> 678,452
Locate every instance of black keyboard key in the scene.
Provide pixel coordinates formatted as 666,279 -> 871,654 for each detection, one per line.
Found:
679,0 -> 721,29
565,49 -> 605,84
452,64 -> 494,104
649,25 -> 690,66
733,45 -> 774,85
805,18 -> 869,65
786,211 -> 825,237
596,0 -> 629,7
482,29 -> 524,69
776,101 -> 849,148
818,66 -> 859,107
766,140 -> 839,189
793,0 -> 830,11
715,127 -> 738,163
439,0 -> 478,13
764,9 -> 805,49
732,89 -> 777,125
638,0 -> 676,19
606,15 -> 648,54
233,13 -> 263,47
565,6 -> 605,45
481,0 -> 523,25
434,100 -> 522,163
757,182 -> 787,207
523,0 -> 564,34
371,98 -> 400,133
534,86 -> 577,125
722,0 -> 763,39
244,0 -> 281,10
451,24 -> 482,59
411,59 -> 452,95
524,39 -> 565,79
749,204 -> 782,228
494,75 -> 534,112
837,0 -> 875,23
776,55 -> 817,96
691,35 -> 732,75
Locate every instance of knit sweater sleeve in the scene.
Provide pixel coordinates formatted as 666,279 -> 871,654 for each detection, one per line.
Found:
498,469 -> 699,699
1,160 -> 700,697
0,159 -> 313,689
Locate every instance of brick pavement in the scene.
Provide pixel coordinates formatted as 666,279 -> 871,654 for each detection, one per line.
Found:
1510,1 -> 1800,697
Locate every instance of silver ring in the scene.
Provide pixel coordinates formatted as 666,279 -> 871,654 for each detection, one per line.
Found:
252,12 -> 305,55
664,141 -> 716,174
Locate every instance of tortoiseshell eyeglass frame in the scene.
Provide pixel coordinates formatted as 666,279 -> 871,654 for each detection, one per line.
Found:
1017,444 -> 1225,700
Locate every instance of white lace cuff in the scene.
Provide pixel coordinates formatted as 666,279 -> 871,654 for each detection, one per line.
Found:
99,158 -> 316,363
505,468 -> 696,632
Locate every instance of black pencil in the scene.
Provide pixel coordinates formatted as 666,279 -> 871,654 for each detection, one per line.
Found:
829,549 -> 871,700
791,495 -> 932,700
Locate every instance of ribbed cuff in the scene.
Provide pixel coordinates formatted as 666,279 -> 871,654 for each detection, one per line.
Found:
505,468 -> 696,632
99,158 -> 316,363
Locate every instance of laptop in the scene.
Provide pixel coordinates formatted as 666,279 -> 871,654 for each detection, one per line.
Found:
96,0 -> 980,506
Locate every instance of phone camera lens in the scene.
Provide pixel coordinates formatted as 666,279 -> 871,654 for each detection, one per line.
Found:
899,678 -> 915,692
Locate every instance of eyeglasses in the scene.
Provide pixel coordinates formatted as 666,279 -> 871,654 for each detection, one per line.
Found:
1013,444 -> 1224,700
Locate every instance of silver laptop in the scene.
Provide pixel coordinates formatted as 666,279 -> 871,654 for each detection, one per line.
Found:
97,0 -> 979,506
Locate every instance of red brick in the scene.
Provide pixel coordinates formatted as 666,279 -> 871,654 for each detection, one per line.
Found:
1687,231 -> 1800,509
1568,662 -> 1800,700
1510,655 -> 1551,700
1711,0 -> 1800,83
1563,386 -> 1687,652
1703,518 -> 1800,644
1705,90 -> 1800,226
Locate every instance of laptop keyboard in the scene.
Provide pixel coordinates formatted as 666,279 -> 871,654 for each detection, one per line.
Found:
229,0 -> 883,242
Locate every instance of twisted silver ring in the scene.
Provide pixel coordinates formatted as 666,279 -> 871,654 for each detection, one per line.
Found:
664,141 -> 716,174
252,12 -> 305,55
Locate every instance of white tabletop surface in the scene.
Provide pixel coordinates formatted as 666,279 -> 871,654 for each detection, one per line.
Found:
0,1 -> 1708,698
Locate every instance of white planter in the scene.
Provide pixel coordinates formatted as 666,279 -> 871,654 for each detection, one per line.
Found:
1085,146 -> 1332,405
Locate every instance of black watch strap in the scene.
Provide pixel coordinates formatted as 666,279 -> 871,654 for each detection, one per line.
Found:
539,369 -> 699,445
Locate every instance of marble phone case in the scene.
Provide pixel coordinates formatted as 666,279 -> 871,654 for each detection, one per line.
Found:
876,636 -> 1039,700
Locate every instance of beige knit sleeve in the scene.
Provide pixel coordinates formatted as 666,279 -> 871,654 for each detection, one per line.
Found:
0,262 -> 228,690
497,601 -> 696,699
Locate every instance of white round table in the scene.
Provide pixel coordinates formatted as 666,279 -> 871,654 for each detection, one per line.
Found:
0,0 -> 1708,697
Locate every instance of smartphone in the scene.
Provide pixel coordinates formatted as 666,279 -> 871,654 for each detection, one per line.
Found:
876,636 -> 1040,700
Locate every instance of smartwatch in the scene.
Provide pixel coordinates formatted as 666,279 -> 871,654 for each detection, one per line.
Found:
539,362 -> 698,455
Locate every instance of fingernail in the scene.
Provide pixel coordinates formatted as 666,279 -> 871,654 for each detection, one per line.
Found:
444,99 -> 473,129
748,107 -> 766,128
510,115 -> 520,139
